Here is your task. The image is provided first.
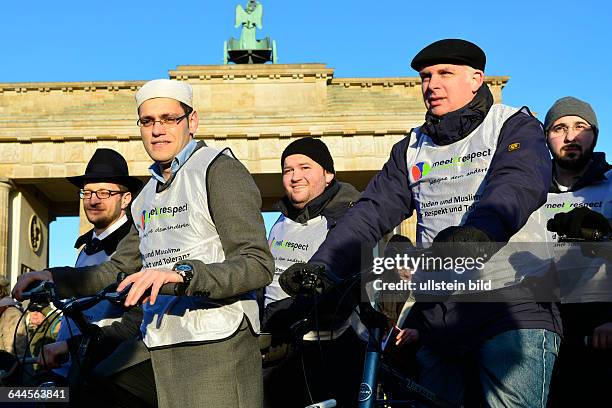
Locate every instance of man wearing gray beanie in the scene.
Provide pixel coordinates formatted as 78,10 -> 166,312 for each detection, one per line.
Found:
544,96 -> 600,174
541,96 -> 612,406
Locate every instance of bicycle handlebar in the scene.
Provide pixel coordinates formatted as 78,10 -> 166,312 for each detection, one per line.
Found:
557,233 -> 612,243
21,277 -> 183,312
21,281 -> 57,306
21,277 -> 186,343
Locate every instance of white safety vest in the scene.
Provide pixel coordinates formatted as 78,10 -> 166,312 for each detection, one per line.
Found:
131,146 -> 259,348
406,104 -> 551,293
539,170 -> 612,303
266,215 -> 328,306
67,249 -> 125,329
75,248 -> 110,268
267,214 -> 367,340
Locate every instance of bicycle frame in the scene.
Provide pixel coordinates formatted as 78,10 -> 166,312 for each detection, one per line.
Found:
357,327 -> 456,408
282,266 -> 454,408
358,327 -> 382,407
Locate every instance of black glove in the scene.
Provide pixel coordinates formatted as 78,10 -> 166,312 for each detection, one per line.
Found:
279,262 -> 332,297
434,225 -> 492,243
432,225 -> 495,262
547,207 -> 611,240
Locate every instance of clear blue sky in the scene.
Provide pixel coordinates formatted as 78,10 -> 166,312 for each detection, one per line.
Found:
3,0 -> 610,266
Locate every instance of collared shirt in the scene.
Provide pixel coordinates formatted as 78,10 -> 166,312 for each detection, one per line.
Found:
148,139 -> 197,184
92,214 -> 128,241
553,180 -> 570,192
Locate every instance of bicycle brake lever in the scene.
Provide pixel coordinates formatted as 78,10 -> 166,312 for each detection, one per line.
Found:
99,271 -> 128,296
104,283 -> 134,306
22,281 -> 55,305
104,283 -> 165,306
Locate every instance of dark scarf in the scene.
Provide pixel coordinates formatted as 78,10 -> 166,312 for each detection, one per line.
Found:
422,84 -> 494,146
276,179 -> 340,224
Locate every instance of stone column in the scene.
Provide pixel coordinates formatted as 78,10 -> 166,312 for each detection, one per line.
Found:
0,178 -> 12,279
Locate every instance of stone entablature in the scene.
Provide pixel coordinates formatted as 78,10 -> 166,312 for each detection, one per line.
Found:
0,64 -> 508,177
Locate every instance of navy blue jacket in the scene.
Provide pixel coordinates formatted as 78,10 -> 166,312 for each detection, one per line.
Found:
311,108 -> 552,279
310,107 -> 560,352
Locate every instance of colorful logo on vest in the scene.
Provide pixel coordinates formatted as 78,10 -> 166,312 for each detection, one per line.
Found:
411,162 -> 431,181
140,203 -> 189,230
269,237 -> 310,252
544,201 -> 603,214
141,210 -> 147,229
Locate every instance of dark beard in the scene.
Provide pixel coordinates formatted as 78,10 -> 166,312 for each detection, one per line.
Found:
554,146 -> 592,171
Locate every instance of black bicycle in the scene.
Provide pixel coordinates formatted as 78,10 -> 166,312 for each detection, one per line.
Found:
17,276 -> 127,388
278,263 -> 457,408
14,273 -> 181,403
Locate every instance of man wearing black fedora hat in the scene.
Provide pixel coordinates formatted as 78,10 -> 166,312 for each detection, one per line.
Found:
67,148 -> 143,266
38,148 -> 143,378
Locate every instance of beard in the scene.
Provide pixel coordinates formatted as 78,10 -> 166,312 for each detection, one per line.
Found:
85,201 -> 123,230
553,143 -> 593,171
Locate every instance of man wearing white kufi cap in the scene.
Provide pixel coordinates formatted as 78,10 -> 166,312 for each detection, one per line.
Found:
135,78 -> 193,108
13,78 -> 274,407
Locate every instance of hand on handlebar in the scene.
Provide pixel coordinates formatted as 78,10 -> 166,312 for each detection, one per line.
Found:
116,268 -> 183,306
279,262 -> 334,297
11,270 -> 53,301
547,207 -> 612,240
432,225 -> 495,263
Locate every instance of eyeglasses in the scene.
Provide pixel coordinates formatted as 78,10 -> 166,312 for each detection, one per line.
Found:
549,123 -> 593,137
136,113 -> 189,128
79,189 -> 126,200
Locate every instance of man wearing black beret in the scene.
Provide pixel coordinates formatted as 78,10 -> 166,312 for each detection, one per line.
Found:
298,39 -> 560,406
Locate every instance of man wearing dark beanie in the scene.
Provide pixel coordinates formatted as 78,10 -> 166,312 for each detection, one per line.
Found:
294,39 -> 560,406
262,137 -> 366,407
280,137 -> 335,176
539,97 -> 611,406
